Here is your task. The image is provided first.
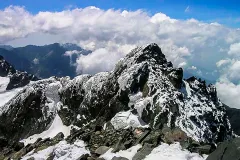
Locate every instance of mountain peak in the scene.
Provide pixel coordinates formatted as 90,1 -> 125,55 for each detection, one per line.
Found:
123,43 -> 167,67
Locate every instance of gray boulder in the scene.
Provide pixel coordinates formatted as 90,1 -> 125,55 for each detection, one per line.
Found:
112,157 -> 128,160
207,138 -> 240,160
95,146 -> 111,155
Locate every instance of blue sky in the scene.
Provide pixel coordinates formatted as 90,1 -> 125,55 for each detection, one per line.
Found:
0,0 -> 240,27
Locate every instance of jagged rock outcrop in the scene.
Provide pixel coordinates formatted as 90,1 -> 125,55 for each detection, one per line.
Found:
0,43 -> 233,159
225,104 -> 240,135
0,55 -> 16,77
207,138 -> 240,160
0,55 -> 38,90
0,78 -> 60,144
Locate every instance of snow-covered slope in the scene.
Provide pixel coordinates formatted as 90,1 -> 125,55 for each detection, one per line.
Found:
0,44 -> 232,160
0,77 -> 9,92
101,142 -> 207,160
22,140 -> 90,160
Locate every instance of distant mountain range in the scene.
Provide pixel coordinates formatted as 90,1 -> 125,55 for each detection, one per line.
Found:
0,43 -> 91,78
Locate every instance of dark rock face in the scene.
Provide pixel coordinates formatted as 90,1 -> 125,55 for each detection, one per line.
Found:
132,143 -> 154,160
0,87 -> 46,143
167,68 -> 183,89
225,105 -> 240,135
1,132 -> 65,159
207,138 -> 240,160
0,55 -> 38,90
0,136 -> 8,149
0,55 -> 16,76
6,71 -> 38,90
0,78 -> 58,144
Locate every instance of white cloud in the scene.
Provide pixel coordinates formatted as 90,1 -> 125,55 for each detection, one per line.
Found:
178,62 -> 187,68
185,6 -> 190,13
228,42 -> 240,56
64,50 -> 81,57
216,59 -> 232,67
216,79 -> 240,109
188,66 -> 197,70
216,58 -> 240,108
33,58 -> 39,65
1,6 -> 240,108
227,60 -> 240,82
64,50 -> 82,66
76,43 -> 135,74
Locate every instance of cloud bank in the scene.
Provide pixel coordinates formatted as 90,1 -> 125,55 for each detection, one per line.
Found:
1,6 -> 240,108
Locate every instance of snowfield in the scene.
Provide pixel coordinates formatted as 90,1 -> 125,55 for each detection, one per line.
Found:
20,114 -> 71,145
144,143 -> 207,160
100,142 -> 207,160
0,76 -> 24,114
111,110 -> 149,130
21,141 -> 207,160
22,140 -> 90,160
100,144 -> 142,160
0,77 -> 9,92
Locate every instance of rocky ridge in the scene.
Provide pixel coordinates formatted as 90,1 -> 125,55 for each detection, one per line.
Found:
0,55 -> 38,90
0,44 -> 233,159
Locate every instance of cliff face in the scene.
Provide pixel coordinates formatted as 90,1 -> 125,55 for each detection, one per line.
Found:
0,44 -> 232,159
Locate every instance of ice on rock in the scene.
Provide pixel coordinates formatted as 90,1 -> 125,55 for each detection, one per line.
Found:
0,76 -> 25,111
111,111 -> 149,130
144,142 -> 206,160
0,77 -> 10,92
21,114 -> 71,145
101,142 -> 206,160
100,144 -> 142,160
22,140 -> 89,160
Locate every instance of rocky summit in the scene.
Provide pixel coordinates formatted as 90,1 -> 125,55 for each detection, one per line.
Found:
0,44 -> 234,159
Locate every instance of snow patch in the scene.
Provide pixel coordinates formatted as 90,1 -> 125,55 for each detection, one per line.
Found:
0,87 -> 23,114
111,110 -> 149,130
0,76 -> 10,92
22,140 -> 89,160
145,142 -> 207,160
100,144 -> 142,160
21,114 -> 71,145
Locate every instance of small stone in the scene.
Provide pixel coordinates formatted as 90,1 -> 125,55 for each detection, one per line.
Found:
196,145 -> 212,154
13,142 -> 24,151
112,156 -> 128,160
0,136 -> 8,148
95,146 -> 111,155
34,138 -> 43,144
77,153 -> 90,160
95,131 -> 101,135
52,132 -> 64,141
132,143 -> 153,160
